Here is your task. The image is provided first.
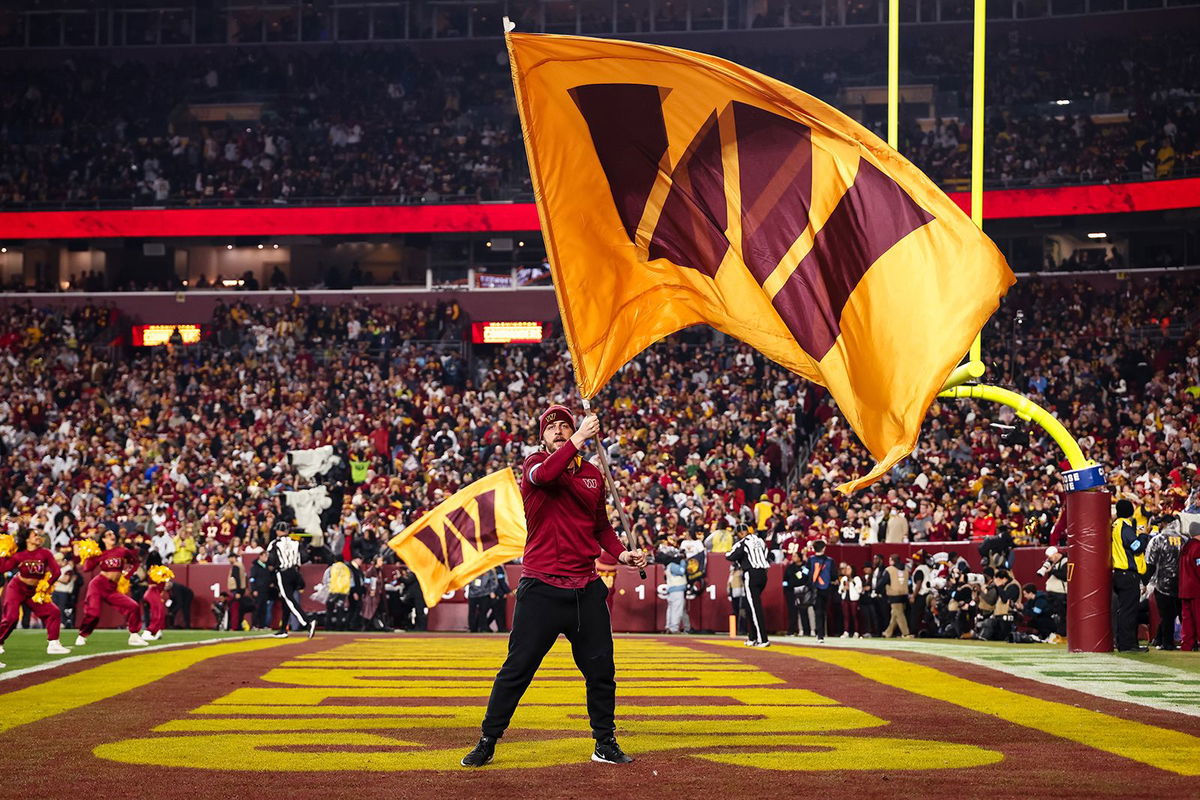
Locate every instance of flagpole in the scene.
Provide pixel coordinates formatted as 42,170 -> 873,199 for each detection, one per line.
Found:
580,397 -> 647,580
887,0 -> 898,149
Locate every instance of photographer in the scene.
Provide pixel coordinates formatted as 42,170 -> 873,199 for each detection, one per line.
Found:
1036,546 -> 1069,641
976,570 -> 1020,641
1020,582 -> 1055,641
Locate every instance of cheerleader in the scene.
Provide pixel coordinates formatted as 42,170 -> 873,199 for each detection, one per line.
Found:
141,565 -> 174,641
74,530 -> 148,647
0,530 -> 72,665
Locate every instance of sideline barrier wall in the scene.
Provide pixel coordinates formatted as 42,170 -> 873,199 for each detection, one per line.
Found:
78,542 -> 1055,633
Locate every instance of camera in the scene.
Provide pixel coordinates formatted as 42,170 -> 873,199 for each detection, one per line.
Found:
1036,561 -> 1051,577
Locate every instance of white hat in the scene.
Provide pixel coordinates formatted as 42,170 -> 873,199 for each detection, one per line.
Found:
1045,546 -> 1059,557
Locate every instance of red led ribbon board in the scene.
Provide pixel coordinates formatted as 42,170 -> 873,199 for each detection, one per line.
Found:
471,321 -> 545,344
132,324 -> 202,346
1,179 -> 1197,239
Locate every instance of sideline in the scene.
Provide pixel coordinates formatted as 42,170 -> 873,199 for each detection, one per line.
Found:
0,632 -> 269,682
0,636 -> 297,734
708,640 -> 1200,776
771,635 -> 1200,718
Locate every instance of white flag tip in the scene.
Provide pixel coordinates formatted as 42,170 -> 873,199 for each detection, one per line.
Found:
502,16 -> 516,33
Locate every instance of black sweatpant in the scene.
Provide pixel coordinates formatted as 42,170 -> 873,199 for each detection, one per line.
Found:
468,596 -> 491,632
745,568 -> 768,644
1113,570 -> 1141,651
813,589 -> 832,640
481,578 -> 615,740
1154,592 -> 1180,650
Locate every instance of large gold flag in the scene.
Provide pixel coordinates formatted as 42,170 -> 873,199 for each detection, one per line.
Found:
387,469 -> 527,608
506,32 -> 1015,492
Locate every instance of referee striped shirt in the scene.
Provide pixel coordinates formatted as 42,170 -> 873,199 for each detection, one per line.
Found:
729,533 -> 770,570
268,537 -> 302,570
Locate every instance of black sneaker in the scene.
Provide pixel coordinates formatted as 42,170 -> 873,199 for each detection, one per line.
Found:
592,735 -> 634,764
460,735 -> 496,767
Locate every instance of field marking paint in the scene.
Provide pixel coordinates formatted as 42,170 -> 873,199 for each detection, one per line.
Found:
0,632 -> 265,682
0,637 -> 296,734
779,636 -> 1200,718
717,641 -> 1200,776
94,636 -> 1002,772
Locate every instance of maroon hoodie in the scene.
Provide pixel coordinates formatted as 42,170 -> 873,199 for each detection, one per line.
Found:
520,440 -> 625,588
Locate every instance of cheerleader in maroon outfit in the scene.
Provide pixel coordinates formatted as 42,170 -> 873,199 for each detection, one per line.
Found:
75,529 -> 148,647
141,565 -> 174,642
0,531 -> 71,666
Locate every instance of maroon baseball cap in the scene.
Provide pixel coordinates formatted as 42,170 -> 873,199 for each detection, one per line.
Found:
539,404 -> 576,438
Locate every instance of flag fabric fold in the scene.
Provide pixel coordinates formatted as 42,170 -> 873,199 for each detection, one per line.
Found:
387,469 -> 528,608
505,31 -> 1015,492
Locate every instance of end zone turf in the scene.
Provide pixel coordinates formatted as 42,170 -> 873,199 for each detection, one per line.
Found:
1,634 -> 1197,798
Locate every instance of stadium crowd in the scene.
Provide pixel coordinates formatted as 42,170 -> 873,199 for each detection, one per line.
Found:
0,30 -> 1196,208
0,269 -> 1196,639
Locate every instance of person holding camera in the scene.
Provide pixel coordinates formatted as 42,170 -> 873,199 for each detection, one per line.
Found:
1036,546 -> 1069,642
1020,582 -> 1055,641
977,570 -> 1020,641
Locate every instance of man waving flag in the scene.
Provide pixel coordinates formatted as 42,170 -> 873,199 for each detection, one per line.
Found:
505,30 -> 1014,491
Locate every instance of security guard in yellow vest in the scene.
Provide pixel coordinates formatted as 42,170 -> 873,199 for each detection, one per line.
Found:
1111,499 -> 1150,652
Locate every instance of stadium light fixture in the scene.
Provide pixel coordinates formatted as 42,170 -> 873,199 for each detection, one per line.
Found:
1087,232 -> 1107,239
226,244 -> 234,249
1055,99 -> 1071,105
485,241 -> 493,248
0,247 -> 6,253
257,244 -> 264,249
272,244 -> 280,249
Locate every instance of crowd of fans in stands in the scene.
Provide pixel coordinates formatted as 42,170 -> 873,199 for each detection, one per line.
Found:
0,29 -> 1196,207
0,272 -> 1195,638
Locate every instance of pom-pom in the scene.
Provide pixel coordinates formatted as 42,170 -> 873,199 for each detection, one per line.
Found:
32,572 -> 53,604
117,575 -> 131,595
0,533 -> 15,558
149,565 -> 175,584
73,539 -> 102,560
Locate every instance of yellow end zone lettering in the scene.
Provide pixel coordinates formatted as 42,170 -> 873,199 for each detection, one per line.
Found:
94,638 -> 1003,772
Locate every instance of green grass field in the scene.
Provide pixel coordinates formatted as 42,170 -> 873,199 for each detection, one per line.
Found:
0,629 -> 259,675
781,632 -> 1200,678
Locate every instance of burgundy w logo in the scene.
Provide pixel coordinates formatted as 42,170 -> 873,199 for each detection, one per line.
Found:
568,83 -> 934,360
410,489 -> 500,570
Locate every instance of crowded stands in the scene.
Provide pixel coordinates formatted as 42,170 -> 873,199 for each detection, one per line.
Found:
0,268 -> 1196,640
0,29 -> 1196,208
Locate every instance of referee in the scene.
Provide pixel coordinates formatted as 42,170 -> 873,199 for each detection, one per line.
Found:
460,404 -> 648,768
728,523 -> 770,647
266,523 -> 317,639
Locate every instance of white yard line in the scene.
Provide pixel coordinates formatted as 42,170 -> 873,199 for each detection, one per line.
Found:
0,631 -> 269,682
776,635 -> 1200,718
